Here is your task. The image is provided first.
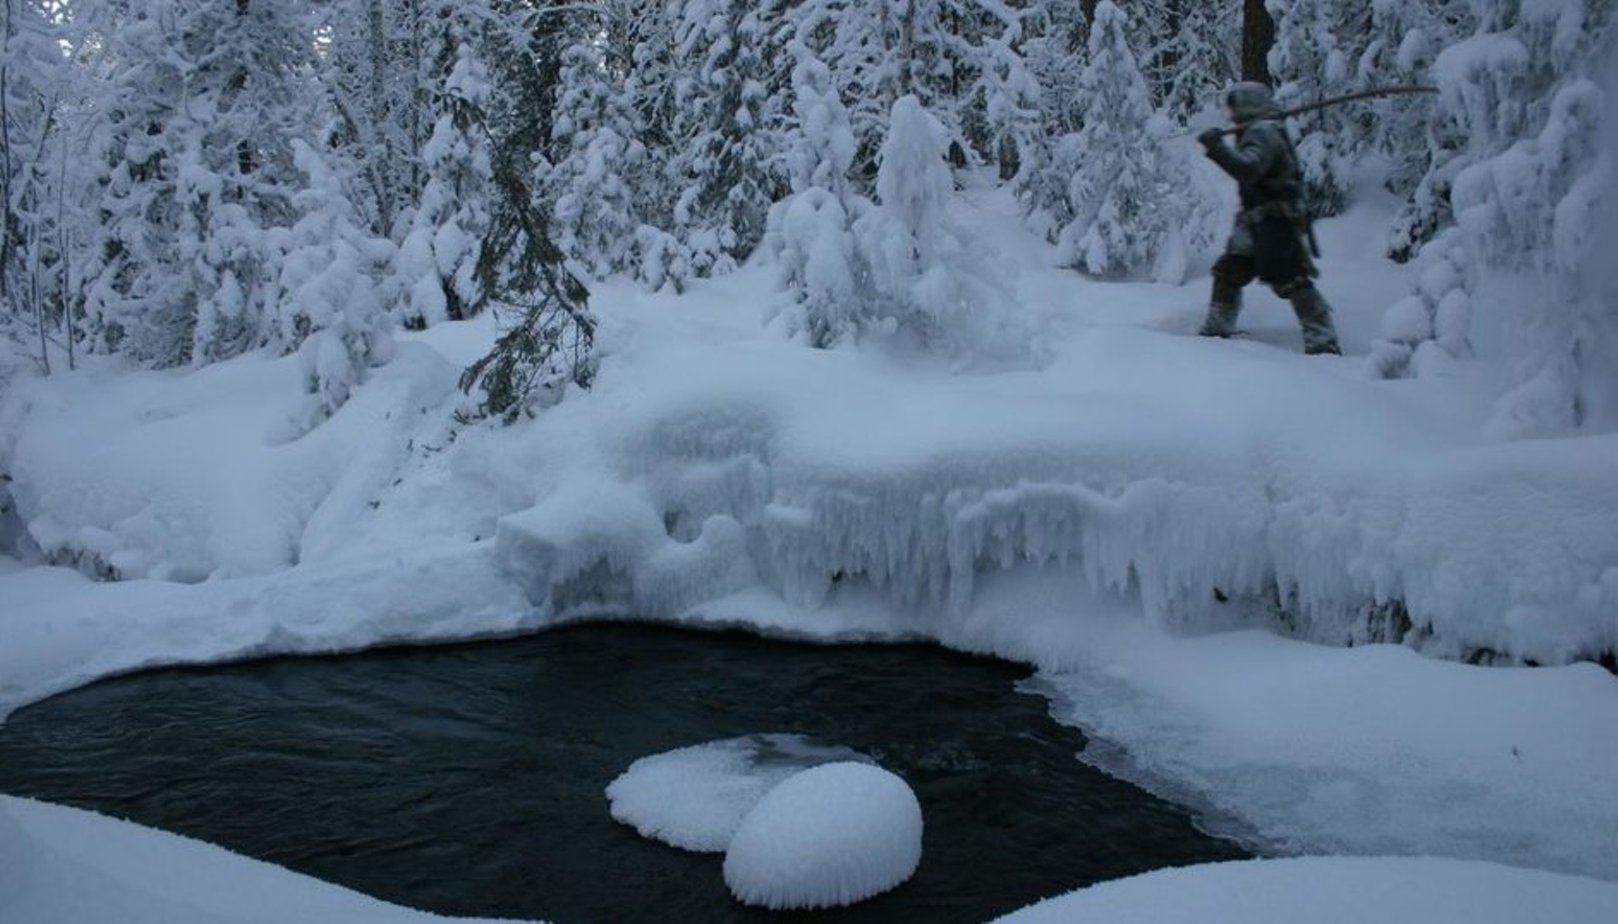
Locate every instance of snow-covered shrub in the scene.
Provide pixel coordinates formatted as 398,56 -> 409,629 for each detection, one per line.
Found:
723,762 -> 922,910
849,95 -> 1038,369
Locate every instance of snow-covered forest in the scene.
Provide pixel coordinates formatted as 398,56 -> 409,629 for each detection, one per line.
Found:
2,0 -> 1612,427
2,0 -> 1617,919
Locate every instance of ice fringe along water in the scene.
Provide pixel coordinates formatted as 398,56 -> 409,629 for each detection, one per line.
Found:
606,734 -> 872,853
722,761 -> 923,910
495,412 -> 1618,667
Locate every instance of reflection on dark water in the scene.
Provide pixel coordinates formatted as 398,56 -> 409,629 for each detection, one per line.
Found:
0,622 -> 1247,922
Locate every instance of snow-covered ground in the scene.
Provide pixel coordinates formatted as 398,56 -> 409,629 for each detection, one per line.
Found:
3,185 -> 1616,918
0,796 -> 521,923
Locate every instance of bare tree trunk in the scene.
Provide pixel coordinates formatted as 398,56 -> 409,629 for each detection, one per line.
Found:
1,0 -> 17,305
367,0 -> 394,233
57,136 -> 72,370
1241,0 -> 1274,85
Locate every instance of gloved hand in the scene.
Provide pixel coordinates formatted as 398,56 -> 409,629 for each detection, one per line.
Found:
1197,128 -> 1226,151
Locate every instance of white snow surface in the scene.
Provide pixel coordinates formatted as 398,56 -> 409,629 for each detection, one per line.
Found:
722,761 -> 923,910
993,855 -> 1618,924
0,796 -> 528,923
606,734 -> 872,852
2,183 -> 1617,912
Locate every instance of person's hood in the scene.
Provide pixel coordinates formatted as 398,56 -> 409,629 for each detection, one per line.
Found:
1225,82 -> 1279,124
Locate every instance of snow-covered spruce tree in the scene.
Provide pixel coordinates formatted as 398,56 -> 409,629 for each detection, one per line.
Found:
545,38 -> 648,281
1020,0 -> 1088,138
1364,0 -> 1473,262
396,25 -> 496,328
786,0 -> 900,185
1014,0 -> 1088,239
765,42 -> 871,348
313,0 -> 419,238
455,190 -> 597,423
1131,0 -> 1239,122
544,0 -> 695,292
665,0 -> 786,278
1265,0 -> 1360,218
952,3 -> 1042,182
788,0 -> 1039,193
850,94 -> 1035,368
1371,0 -> 1616,439
80,0 -> 313,368
277,141 -> 397,430
1056,1 -> 1212,282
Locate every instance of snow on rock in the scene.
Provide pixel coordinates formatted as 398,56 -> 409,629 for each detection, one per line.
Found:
994,856 -> 1618,924
722,761 -> 922,910
606,734 -> 872,852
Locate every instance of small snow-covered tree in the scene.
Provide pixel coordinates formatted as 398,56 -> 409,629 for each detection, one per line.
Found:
850,94 -> 1035,368
277,141 -> 396,429
1055,1 -> 1212,281
397,32 -> 495,327
765,43 -> 870,347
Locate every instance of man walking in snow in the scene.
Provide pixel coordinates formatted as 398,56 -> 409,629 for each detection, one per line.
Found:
1195,83 -> 1342,355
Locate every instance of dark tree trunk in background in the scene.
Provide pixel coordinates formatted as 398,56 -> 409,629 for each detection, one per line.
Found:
1241,0 -> 1273,85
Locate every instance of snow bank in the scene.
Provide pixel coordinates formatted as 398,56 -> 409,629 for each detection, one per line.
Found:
722,762 -> 922,910
2,343 -> 460,581
994,855 -> 1618,924
0,796 -> 527,923
0,542 -> 532,720
606,734 -> 871,852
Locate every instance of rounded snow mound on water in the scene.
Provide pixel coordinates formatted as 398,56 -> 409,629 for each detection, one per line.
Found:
992,855 -> 1618,923
606,733 -> 871,852
723,761 -> 922,910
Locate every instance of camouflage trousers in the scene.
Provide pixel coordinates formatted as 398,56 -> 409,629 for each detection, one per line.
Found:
1199,205 -> 1340,355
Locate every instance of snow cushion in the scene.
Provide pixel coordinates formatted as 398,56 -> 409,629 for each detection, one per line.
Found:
605,734 -> 871,853
722,761 -> 922,910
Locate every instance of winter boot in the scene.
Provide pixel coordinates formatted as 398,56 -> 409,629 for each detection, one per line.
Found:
1198,302 -> 1241,338
1198,276 -> 1244,338
1286,283 -> 1340,355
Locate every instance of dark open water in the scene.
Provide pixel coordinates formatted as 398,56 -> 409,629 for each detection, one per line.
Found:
0,622 -> 1247,922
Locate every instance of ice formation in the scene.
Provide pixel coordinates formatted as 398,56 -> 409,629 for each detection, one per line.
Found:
722,761 -> 922,910
606,733 -> 871,852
